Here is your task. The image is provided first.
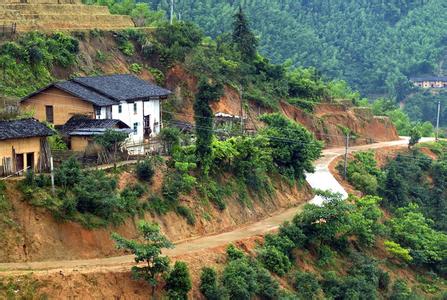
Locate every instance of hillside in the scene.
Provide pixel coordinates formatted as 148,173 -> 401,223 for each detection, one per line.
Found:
142,0 -> 447,99
0,29 -> 398,147
1,9 -> 442,299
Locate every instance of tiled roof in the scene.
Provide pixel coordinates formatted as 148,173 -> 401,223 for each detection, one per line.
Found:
55,81 -> 117,106
73,74 -> 172,101
0,118 -> 53,140
60,116 -> 130,135
21,74 -> 171,106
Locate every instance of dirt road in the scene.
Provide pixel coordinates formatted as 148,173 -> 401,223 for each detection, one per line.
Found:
0,138 -> 418,275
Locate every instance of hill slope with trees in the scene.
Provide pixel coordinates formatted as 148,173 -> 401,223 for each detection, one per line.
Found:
138,0 -> 447,99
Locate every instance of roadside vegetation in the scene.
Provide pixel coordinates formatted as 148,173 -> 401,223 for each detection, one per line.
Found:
339,145 -> 447,281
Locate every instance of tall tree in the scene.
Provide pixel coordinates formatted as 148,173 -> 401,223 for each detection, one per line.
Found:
194,77 -> 223,174
232,6 -> 257,62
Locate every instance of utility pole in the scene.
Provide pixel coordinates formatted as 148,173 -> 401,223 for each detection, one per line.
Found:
343,132 -> 350,179
50,156 -> 55,196
170,0 -> 174,25
239,85 -> 244,134
436,100 -> 441,142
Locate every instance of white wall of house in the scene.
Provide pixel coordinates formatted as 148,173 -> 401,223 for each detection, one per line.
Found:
144,98 -> 161,135
107,98 -> 161,145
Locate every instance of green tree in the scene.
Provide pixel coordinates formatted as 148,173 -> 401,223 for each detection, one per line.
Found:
193,77 -> 223,174
111,221 -> 174,298
200,267 -> 223,300
259,113 -> 323,181
294,271 -> 320,300
221,259 -> 258,300
135,159 -> 155,182
408,126 -> 422,149
95,129 -> 129,165
166,261 -> 192,300
232,6 -> 257,62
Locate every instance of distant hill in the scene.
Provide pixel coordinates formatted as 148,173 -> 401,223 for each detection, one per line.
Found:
143,0 -> 447,99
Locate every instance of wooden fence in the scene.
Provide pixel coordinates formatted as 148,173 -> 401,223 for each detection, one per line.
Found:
0,23 -> 17,38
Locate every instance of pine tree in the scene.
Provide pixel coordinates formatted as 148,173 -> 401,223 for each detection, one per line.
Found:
232,6 -> 257,62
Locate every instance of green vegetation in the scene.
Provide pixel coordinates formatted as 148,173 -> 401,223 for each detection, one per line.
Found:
19,157 -> 148,228
165,261 -> 192,300
195,192 -> 445,299
0,32 -> 79,97
135,159 -> 155,182
0,275 -> 48,299
83,0 -> 165,27
341,149 -> 447,278
339,151 -> 382,195
112,220 -> 173,298
194,77 -> 223,174
147,0 -> 447,100
200,267 -> 223,300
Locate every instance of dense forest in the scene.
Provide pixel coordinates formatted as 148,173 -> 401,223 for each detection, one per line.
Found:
84,0 -> 447,126
140,0 -> 447,99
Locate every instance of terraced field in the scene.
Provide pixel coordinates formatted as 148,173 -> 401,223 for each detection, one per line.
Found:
0,0 -> 134,31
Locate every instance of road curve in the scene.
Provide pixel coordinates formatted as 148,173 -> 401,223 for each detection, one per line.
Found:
0,138 -> 416,275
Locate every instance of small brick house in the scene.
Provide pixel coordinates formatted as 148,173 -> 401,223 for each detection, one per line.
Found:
0,118 -> 53,176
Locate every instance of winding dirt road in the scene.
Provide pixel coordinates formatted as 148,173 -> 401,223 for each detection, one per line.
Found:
0,137 -> 418,276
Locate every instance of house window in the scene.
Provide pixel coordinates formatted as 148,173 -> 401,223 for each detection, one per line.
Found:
133,102 -> 137,114
95,107 -> 101,117
118,104 -> 122,113
45,105 -> 54,123
133,122 -> 138,135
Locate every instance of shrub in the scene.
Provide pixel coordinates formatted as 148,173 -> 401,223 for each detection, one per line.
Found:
384,240 -> 413,263
73,170 -> 120,222
166,261 -> 192,300
54,157 -> 82,190
378,269 -> 390,291
294,271 -> 320,299
350,171 -> 378,195
256,267 -> 280,300
176,205 -> 195,225
35,174 -> 51,188
221,259 -> 258,300
317,245 -> 335,267
200,267 -> 223,300
129,63 -> 142,74
159,127 -> 181,155
119,41 -> 135,56
226,244 -> 245,261
278,221 -> 307,247
390,279 -> 412,300
257,246 -> 291,276
263,233 -> 295,257
135,159 -> 155,182
146,195 -> 170,215
23,170 -> 35,187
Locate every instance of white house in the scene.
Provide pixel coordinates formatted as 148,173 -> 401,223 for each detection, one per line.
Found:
20,74 -> 171,153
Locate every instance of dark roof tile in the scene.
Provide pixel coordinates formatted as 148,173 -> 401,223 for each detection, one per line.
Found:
72,74 -> 171,101
0,118 -> 53,140
55,81 -> 117,106
60,116 -> 130,135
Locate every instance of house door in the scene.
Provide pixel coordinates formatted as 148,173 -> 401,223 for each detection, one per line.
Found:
143,115 -> 151,139
16,154 -> 24,173
45,105 -> 54,123
26,153 -> 34,171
